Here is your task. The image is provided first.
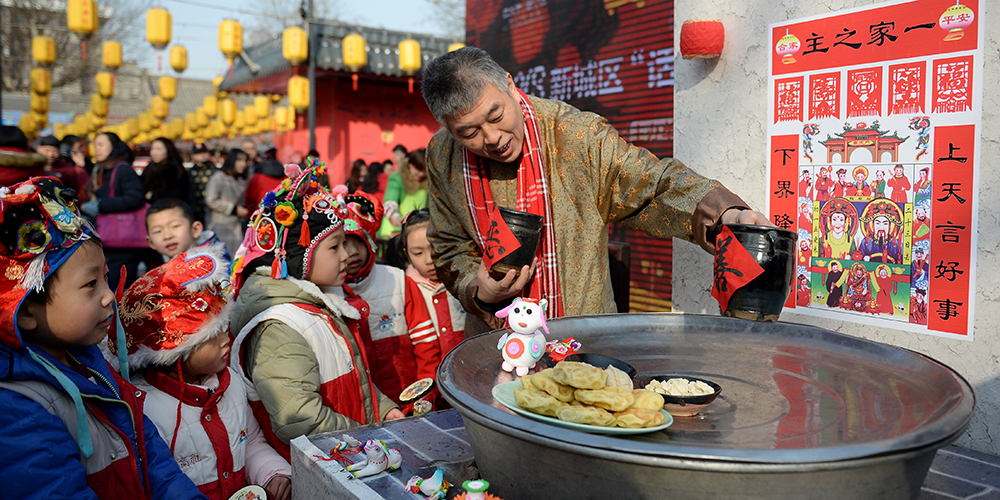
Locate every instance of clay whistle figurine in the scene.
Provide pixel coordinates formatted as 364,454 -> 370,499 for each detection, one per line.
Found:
346,439 -> 402,478
496,297 -> 550,376
457,479 -> 500,500
404,468 -> 450,500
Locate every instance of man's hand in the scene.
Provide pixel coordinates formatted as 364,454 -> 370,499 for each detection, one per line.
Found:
265,476 -> 291,500
475,258 -> 537,304
720,208 -> 772,227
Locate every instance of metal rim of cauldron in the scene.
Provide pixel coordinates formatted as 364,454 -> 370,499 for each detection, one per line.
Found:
438,312 -> 976,466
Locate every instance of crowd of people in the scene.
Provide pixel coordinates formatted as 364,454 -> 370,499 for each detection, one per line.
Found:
0,47 -> 766,499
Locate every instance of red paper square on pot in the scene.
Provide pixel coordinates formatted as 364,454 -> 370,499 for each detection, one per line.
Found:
712,225 -> 765,312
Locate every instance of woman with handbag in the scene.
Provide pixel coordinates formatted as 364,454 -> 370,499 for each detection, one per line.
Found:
205,149 -> 250,255
79,132 -> 147,291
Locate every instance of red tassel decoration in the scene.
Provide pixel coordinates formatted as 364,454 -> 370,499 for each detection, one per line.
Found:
271,254 -> 283,279
298,217 -> 311,248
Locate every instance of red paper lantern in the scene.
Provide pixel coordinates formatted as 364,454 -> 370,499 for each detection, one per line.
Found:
680,19 -> 725,60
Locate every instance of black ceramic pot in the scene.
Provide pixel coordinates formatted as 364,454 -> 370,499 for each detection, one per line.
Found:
489,207 -> 543,279
718,224 -> 796,322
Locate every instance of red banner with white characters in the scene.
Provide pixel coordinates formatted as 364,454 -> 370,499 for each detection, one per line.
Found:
767,0 -> 981,340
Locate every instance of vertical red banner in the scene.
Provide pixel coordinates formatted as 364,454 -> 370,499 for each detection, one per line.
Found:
770,134 -> 799,308
928,125 -> 974,335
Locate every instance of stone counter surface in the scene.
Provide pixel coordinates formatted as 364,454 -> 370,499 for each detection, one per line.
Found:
289,409 -> 1000,499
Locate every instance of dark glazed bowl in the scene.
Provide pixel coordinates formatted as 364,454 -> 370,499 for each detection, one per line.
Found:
636,375 -> 722,417
717,224 -> 797,322
489,207 -> 543,279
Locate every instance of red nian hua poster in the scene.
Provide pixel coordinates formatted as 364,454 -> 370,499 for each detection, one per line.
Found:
467,0 -> 677,312
767,0 -> 982,340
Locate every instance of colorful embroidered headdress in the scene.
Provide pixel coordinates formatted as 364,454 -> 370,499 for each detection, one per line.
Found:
231,158 -> 347,291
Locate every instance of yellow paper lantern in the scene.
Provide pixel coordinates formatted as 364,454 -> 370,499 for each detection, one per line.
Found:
218,19 -> 243,63
181,128 -> 194,141
448,42 -> 466,52
254,95 -> 270,119
103,40 -> 122,69
91,94 -> 108,117
196,107 -> 209,128
33,113 -> 50,131
159,75 -> 177,101
139,113 -> 152,133
126,118 -> 139,138
282,26 -> 308,66
286,105 -> 296,131
96,71 -> 115,98
275,106 -> 288,128
170,117 -> 184,138
148,111 -> 162,128
288,75 -> 309,111
30,68 -> 51,95
214,119 -> 227,138
186,111 -> 198,132
146,8 -> 171,50
243,105 -> 257,126
398,38 -> 421,93
19,114 -> 39,137
67,0 -> 98,37
32,36 -> 57,66
213,75 -> 228,99
92,114 -> 106,128
233,109 -> 245,131
152,95 -> 169,118
270,94 -> 282,103
31,93 -> 50,114
342,33 -> 367,91
203,95 -> 219,118
170,45 -> 188,73
220,98 -> 237,125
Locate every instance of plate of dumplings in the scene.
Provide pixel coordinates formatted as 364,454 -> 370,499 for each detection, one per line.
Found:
492,361 -> 673,435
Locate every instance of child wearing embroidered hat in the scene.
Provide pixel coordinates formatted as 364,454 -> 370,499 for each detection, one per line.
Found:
339,192 -> 441,408
228,160 -> 403,460
0,177 -> 206,500
111,242 -> 291,500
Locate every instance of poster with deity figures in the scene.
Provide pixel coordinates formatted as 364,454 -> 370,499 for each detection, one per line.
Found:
766,0 -> 982,339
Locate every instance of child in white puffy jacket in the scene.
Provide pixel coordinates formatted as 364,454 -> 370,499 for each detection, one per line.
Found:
110,243 -> 291,500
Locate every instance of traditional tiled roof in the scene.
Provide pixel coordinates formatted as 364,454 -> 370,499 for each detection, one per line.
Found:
219,21 -> 458,92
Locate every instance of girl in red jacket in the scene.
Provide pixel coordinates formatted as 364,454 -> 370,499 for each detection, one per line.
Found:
398,209 -> 466,356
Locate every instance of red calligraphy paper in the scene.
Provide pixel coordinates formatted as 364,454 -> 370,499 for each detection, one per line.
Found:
712,225 -> 766,312
481,204 -> 522,269
847,67 -> 883,118
768,134 -> 798,308
928,125 -> 974,335
809,72 -> 840,120
775,77 -> 804,123
889,62 -> 926,115
933,55 -> 973,113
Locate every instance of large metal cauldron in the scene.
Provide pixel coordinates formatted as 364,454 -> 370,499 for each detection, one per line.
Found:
438,314 -> 974,500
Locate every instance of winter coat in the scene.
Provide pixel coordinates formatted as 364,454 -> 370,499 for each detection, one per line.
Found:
243,159 -> 284,214
406,265 -> 466,356
141,161 -> 192,205
229,269 -> 396,459
205,171 -> 248,255
0,342 -> 206,500
346,264 -> 440,403
189,162 -> 216,224
93,161 -> 145,214
135,367 -> 290,500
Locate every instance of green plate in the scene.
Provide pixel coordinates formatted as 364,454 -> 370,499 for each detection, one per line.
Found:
491,381 -> 673,435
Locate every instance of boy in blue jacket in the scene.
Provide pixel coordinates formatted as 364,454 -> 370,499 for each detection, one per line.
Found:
0,177 -> 206,500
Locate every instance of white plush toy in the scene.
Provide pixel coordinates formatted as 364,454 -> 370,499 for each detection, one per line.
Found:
496,297 -> 550,376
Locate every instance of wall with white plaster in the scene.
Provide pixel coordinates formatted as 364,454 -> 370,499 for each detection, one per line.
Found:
672,0 -> 1000,454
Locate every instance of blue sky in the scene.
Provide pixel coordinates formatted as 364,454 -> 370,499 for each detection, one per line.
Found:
140,0 -> 452,80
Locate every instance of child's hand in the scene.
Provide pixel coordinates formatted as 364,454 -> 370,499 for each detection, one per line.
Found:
385,408 -> 405,420
265,476 -> 291,500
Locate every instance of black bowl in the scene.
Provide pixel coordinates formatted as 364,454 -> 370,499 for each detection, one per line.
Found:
564,353 -> 637,379
635,375 -> 722,416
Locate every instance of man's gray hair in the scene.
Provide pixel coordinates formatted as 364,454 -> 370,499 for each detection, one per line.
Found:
421,47 -> 511,124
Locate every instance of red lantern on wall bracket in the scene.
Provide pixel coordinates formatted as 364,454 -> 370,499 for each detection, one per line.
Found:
679,19 -> 725,60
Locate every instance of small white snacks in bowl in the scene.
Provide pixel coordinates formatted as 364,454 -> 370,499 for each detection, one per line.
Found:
643,376 -> 721,417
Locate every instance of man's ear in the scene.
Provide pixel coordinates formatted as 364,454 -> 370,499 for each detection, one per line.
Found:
16,303 -> 39,332
506,72 -> 516,93
191,221 -> 204,239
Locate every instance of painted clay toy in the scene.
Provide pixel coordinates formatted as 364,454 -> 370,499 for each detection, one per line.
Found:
346,439 -> 402,478
496,297 -> 550,376
457,479 -> 502,500
405,468 -> 450,499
